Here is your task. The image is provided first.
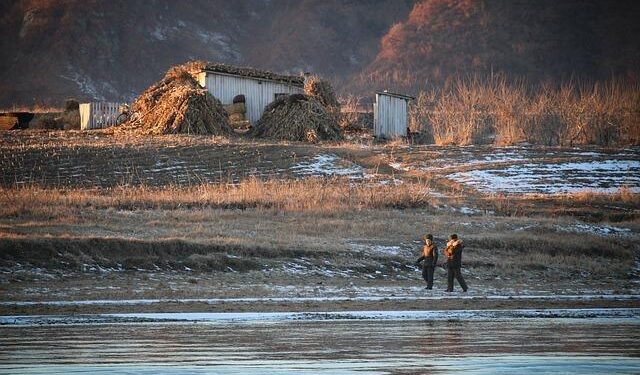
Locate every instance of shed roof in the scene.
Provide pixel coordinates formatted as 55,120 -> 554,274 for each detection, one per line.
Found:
202,63 -> 305,86
376,90 -> 415,100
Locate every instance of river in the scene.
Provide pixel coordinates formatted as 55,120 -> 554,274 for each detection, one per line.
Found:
1,309 -> 639,374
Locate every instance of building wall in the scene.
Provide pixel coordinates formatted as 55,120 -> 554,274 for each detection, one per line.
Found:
80,102 -> 126,130
199,72 -> 303,123
374,94 -> 408,138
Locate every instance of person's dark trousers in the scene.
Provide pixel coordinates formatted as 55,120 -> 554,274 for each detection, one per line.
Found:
446,266 -> 468,292
422,264 -> 435,289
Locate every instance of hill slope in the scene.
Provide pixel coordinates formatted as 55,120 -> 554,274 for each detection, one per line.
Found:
1,0 -> 639,106
0,0 -> 412,107
351,0 -> 640,94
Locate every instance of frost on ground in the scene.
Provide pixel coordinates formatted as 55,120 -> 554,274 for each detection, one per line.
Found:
389,162 -> 411,172
389,146 -> 639,173
2,307 -> 639,326
437,205 -> 493,216
423,151 -> 529,171
291,154 -> 364,179
556,223 -> 632,237
347,242 -> 408,256
448,160 -> 640,194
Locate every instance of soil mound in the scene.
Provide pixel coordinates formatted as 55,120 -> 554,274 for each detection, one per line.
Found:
120,63 -> 232,135
250,94 -> 341,142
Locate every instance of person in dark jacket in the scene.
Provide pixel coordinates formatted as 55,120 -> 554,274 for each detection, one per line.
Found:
443,234 -> 468,292
415,234 -> 438,289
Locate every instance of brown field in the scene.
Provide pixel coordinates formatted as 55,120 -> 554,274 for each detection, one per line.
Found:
0,130 -> 638,314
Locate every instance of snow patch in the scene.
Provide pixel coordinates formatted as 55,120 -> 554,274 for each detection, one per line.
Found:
151,26 -> 166,41
448,159 -> 640,194
291,154 -> 364,179
424,152 -> 528,171
59,65 -> 108,101
389,162 -> 411,171
348,242 -> 410,256
556,223 -> 632,237
193,29 -> 241,61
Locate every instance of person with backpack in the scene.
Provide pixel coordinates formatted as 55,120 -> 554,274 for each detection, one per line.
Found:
444,234 -> 468,292
415,234 -> 438,289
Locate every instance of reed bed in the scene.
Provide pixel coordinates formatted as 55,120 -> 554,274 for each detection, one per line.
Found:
409,76 -> 640,146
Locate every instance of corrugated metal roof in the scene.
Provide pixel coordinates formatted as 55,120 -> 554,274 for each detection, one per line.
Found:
376,90 -> 415,100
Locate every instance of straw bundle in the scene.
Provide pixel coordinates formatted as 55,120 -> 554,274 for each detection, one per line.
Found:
119,63 -> 232,135
304,75 -> 339,110
250,94 -> 341,142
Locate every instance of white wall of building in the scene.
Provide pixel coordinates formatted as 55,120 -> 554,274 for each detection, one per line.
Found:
374,93 -> 409,138
198,72 -> 303,123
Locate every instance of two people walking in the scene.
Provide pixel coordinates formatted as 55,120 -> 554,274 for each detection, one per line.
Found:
415,233 -> 468,292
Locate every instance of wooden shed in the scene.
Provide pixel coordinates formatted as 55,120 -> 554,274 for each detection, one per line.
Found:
373,91 -> 414,138
79,102 -> 127,130
196,64 -> 304,124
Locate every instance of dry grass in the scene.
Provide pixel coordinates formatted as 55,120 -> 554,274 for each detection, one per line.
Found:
480,188 -> 640,222
0,104 -> 62,113
338,95 -> 372,132
1,180 -> 636,296
304,75 -> 340,109
409,76 -> 640,146
1,133 -> 637,301
0,178 -> 431,217
1,198 -> 634,282
0,236 -> 326,272
562,187 -> 640,206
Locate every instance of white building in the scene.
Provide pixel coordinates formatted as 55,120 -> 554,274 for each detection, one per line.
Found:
79,102 -> 127,130
373,91 -> 414,138
197,64 -> 304,123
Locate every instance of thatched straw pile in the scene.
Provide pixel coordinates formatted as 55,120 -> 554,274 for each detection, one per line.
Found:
304,75 -> 339,109
120,63 -> 232,135
202,63 -> 305,86
250,94 -> 341,142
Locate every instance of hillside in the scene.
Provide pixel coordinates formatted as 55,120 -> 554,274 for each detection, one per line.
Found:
1,0 -> 639,107
352,0 -> 640,94
0,0 -> 413,107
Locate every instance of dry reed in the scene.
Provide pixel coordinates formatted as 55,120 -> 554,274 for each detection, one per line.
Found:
409,76 -> 640,146
0,178 -> 430,216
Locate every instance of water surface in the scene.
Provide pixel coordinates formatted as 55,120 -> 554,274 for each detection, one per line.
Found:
1,314 -> 639,374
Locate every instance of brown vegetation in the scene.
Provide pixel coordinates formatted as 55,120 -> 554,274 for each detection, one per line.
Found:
0,178 -> 430,215
117,63 -> 232,135
250,94 -> 341,142
0,181 -> 635,297
479,189 -> 640,223
409,76 -> 640,146
353,0 -> 640,95
338,95 -> 372,132
305,75 -> 340,109
1,131 -> 637,303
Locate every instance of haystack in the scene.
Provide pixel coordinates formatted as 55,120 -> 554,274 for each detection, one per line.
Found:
304,75 -> 339,109
250,94 -> 341,142
120,63 -> 232,135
